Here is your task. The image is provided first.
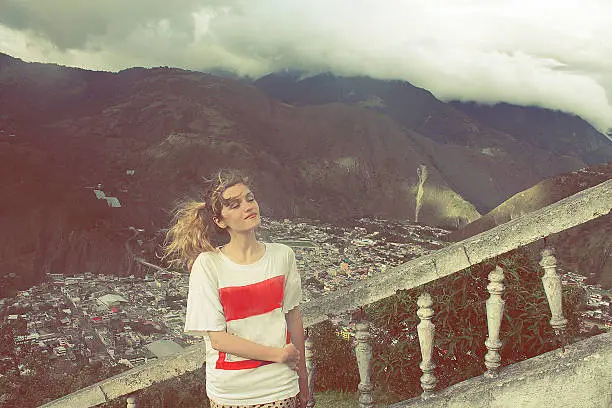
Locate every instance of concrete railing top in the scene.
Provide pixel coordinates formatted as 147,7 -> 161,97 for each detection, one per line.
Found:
39,340 -> 207,408
302,178 -> 611,327
38,179 -> 612,408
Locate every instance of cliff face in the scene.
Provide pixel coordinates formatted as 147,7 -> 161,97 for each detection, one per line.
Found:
0,142 -> 131,297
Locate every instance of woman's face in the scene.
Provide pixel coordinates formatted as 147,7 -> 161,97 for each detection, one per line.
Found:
215,183 -> 261,233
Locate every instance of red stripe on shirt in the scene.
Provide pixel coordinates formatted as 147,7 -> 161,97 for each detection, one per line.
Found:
218,275 -> 285,322
215,352 -> 274,370
214,332 -> 291,370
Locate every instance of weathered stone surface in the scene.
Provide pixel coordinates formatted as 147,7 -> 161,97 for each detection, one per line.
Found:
355,319 -> 374,408
389,331 -> 612,408
302,179 -> 612,328
38,342 -> 207,408
304,332 -> 316,408
38,386 -> 107,408
126,395 -> 137,408
417,293 -> 437,398
484,266 -> 505,377
540,248 -> 568,332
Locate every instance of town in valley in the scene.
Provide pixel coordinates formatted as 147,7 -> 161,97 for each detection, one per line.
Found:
1,216 -> 610,379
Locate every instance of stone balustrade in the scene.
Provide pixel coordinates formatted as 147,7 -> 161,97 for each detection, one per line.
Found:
484,266 -> 505,378
389,330 -> 612,408
38,179 -> 612,408
416,293 -> 436,399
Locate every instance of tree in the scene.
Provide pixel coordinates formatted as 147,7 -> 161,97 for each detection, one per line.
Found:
0,324 -> 18,377
310,321 -> 360,392
13,318 -> 27,336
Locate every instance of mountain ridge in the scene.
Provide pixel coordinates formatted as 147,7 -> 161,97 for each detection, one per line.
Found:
1,52 -> 610,293
252,72 -> 612,162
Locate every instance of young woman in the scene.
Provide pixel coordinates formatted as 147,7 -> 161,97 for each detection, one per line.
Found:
164,169 -> 309,408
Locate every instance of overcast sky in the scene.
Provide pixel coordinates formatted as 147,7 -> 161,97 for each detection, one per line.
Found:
1,0 -> 611,134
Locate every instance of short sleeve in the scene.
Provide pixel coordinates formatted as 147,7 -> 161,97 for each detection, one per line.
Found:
282,246 -> 303,313
184,254 -> 227,336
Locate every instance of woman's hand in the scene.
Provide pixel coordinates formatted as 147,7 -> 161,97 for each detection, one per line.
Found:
278,343 -> 300,370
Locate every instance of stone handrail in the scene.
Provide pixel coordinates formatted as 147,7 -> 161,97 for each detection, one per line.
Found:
39,344 -> 206,407
38,179 -> 612,408
301,178 -> 611,327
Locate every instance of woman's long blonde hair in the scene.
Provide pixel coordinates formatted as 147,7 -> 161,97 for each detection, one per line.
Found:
163,169 -> 251,270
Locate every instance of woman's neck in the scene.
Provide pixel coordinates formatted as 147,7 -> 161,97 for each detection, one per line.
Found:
222,232 -> 264,264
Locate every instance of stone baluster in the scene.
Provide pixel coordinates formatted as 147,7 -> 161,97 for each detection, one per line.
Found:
417,293 -> 436,399
304,329 -> 317,408
354,312 -> 374,408
539,248 -> 568,349
484,266 -> 505,378
126,394 -> 137,408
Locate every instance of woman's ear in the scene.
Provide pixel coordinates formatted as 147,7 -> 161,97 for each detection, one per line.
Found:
213,216 -> 226,229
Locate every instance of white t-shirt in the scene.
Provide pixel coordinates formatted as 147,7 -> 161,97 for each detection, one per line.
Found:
184,242 -> 302,406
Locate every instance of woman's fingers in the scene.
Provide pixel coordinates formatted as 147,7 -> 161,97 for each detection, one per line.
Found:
281,344 -> 298,363
281,343 -> 301,370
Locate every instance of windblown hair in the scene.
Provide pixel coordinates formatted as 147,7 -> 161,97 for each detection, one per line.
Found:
162,169 -> 251,270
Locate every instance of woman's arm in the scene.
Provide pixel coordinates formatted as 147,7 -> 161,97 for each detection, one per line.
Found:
204,330 -> 300,366
285,307 -> 310,406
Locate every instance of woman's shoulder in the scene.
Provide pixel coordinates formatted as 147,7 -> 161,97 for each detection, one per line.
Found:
192,250 -> 223,270
265,243 -> 296,265
189,251 -> 225,285
265,242 -> 294,255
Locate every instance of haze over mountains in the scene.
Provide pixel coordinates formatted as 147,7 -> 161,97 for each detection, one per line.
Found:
0,52 -> 611,293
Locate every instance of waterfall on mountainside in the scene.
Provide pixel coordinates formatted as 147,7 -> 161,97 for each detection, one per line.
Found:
415,164 -> 428,223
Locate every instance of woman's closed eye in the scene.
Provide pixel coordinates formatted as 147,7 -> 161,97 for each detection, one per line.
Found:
226,192 -> 255,209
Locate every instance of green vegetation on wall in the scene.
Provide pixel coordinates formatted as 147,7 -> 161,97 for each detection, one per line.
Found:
311,248 -> 587,402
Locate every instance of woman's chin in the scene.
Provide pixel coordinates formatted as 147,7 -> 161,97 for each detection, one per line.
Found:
242,219 -> 261,231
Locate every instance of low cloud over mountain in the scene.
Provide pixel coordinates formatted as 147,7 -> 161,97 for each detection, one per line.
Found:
1,0 -> 612,133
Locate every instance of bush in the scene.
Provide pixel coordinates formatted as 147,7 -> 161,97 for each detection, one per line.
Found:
310,320 -> 360,392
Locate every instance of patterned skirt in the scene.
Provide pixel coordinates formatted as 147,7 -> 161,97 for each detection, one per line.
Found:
210,396 -> 298,408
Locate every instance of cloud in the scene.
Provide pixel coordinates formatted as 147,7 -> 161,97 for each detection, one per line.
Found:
1,0 -> 611,133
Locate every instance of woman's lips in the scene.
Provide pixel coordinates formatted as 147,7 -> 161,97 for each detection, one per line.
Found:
245,213 -> 257,219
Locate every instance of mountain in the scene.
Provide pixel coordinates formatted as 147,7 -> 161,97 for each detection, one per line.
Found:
446,163 -> 612,288
0,59 -> 480,224
0,53 -> 483,292
254,72 -> 612,162
2,53 -> 610,293
0,141 -> 132,297
451,102 -> 612,165
253,73 -> 611,211
253,72 -> 509,145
